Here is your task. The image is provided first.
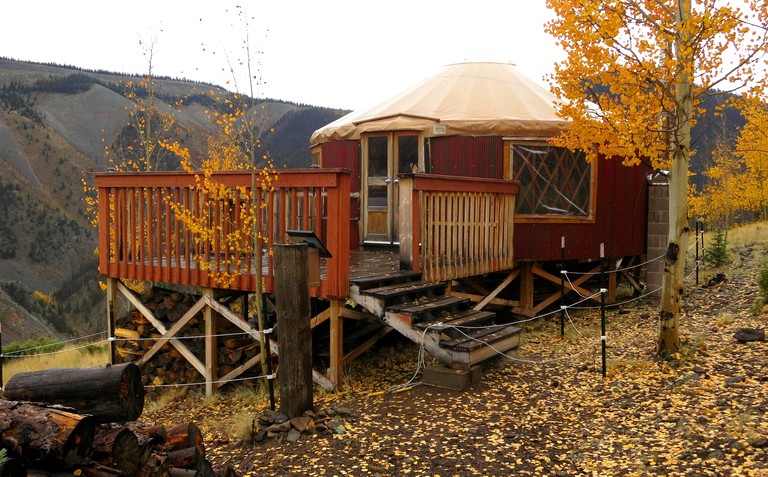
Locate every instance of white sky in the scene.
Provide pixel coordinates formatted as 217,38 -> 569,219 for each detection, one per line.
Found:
2,1 -> 562,111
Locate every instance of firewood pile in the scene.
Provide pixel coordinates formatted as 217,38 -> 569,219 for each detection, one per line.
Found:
0,364 -> 236,477
114,287 -> 262,389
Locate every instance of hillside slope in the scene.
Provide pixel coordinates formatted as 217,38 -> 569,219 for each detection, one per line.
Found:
0,58 -> 349,344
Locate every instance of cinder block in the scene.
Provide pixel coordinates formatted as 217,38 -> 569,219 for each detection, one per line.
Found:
422,365 -> 482,390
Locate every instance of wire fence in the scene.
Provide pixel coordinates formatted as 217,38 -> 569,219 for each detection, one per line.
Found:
1,229 -> 708,393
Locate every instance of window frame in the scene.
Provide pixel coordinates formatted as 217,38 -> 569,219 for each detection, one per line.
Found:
504,140 -> 597,223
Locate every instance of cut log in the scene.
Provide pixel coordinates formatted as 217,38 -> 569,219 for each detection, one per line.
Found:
126,421 -> 169,445
167,422 -> 205,456
0,400 -> 95,467
168,469 -> 201,477
137,453 -> 170,477
212,465 -> 237,477
167,447 -> 204,473
92,426 -> 140,476
3,364 -> 145,423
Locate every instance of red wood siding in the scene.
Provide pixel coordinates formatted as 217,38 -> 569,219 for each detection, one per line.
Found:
514,159 -> 649,261
428,136 -> 504,179
322,141 -> 360,248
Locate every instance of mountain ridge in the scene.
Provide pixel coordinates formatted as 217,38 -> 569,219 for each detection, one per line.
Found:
0,58 -> 349,344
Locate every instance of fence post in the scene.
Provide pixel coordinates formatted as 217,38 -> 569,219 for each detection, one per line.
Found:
695,221 -> 700,286
274,243 -> 313,418
0,322 -> 3,390
560,236 -> 566,337
600,243 -> 607,378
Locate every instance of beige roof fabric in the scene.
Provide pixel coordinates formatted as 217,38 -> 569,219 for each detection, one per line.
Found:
310,62 -> 569,145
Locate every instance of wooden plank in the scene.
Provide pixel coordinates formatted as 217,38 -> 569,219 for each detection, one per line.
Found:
137,295 -> 206,365
342,326 -> 393,366
203,288 -> 216,397
328,299 -> 343,387
473,268 -> 520,311
387,295 -> 469,314
116,281 -> 205,376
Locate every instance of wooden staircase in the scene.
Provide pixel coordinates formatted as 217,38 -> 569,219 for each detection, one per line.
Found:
349,271 -> 521,370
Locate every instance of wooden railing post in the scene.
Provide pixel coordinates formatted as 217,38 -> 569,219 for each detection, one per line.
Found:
397,175 -> 417,271
324,171 -> 351,298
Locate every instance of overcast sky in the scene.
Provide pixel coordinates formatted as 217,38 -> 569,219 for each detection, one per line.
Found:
2,1 -> 562,111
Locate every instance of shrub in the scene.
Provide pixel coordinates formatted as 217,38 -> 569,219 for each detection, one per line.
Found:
704,228 -> 729,267
758,260 -> 768,306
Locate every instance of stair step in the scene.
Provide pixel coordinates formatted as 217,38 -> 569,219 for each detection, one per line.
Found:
413,309 -> 496,331
440,325 -> 522,352
388,295 -> 469,315
361,280 -> 446,299
350,271 -> 422,291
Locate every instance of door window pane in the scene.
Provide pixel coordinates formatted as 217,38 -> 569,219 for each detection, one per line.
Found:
397,135 -> 419,174
368,136 -> 388,177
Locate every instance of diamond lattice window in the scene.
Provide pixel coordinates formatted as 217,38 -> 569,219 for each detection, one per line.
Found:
512,144 -> 592,217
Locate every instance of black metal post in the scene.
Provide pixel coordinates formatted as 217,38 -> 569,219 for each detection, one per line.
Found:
0,322 -> 3,390
600,243 -> 607,378
560,236 -> 566,337
695,221 -> 700,286
263,293 -> 276,411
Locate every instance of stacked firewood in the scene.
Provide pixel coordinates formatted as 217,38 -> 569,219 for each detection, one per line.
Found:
114,287 -> 262,388
0,364 -> 236,477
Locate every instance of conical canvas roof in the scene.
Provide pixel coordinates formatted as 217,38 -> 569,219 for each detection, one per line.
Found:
310,62 -> 568,145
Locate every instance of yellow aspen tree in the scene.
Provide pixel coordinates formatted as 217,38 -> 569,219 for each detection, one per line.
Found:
690,136 -> 746,232
545,0 -> 768,354
735,100 -> 768,220
110,31 -> 182,172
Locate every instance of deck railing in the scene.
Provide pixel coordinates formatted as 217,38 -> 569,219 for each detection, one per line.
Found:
398,174 -> 519,282
96,169 -> 351,298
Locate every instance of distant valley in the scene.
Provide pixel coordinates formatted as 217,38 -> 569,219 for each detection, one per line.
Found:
0,58 -> 348,344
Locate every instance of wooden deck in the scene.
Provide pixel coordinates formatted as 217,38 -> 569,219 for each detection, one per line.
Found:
95,170 -> 522,391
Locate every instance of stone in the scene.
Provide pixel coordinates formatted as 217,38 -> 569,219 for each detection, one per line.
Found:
290,416 -> 311,433
328,417 -> 347,434
286,429 -> 301,443
260,409 -> 289,424
734,328 -> 765,343
750,437 -> 768,449
422,364 -> 482,390
264,421 -> 291,433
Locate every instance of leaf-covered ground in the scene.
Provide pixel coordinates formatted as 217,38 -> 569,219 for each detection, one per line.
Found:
144,246 -> 768,476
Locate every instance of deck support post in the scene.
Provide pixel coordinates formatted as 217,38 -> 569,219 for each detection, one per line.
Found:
519,262 -> 534,315
328,299 -> 343,388
106,277 -> 118,365
203,288 -> 216,397
607,258 -> 618,304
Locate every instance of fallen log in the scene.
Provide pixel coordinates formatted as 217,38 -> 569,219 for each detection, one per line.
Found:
0,400 -> 95,467
3,364 -> 144,423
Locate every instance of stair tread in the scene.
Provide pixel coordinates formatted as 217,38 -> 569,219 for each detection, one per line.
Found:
441,325 -> 522,351
350,271 -> 422,290
413,309 -> 496,330
361,280 -> 445,298
387,295 -> 469,314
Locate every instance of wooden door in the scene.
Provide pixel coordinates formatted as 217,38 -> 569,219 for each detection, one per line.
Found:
362,133 -> 420,244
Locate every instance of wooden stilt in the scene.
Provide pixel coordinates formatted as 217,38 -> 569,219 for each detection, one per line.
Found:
518,262 -> 534,315
607,258 -> 618,304
202,289 -> 216,397
106,278 -> 119,365
328,299 -> 343,388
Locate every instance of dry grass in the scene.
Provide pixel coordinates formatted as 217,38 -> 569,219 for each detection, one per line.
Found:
726,221 -> 768,249
1,343 -> 109,387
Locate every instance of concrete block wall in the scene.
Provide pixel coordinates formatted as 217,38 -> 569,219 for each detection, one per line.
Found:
646,182 -> 669,297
